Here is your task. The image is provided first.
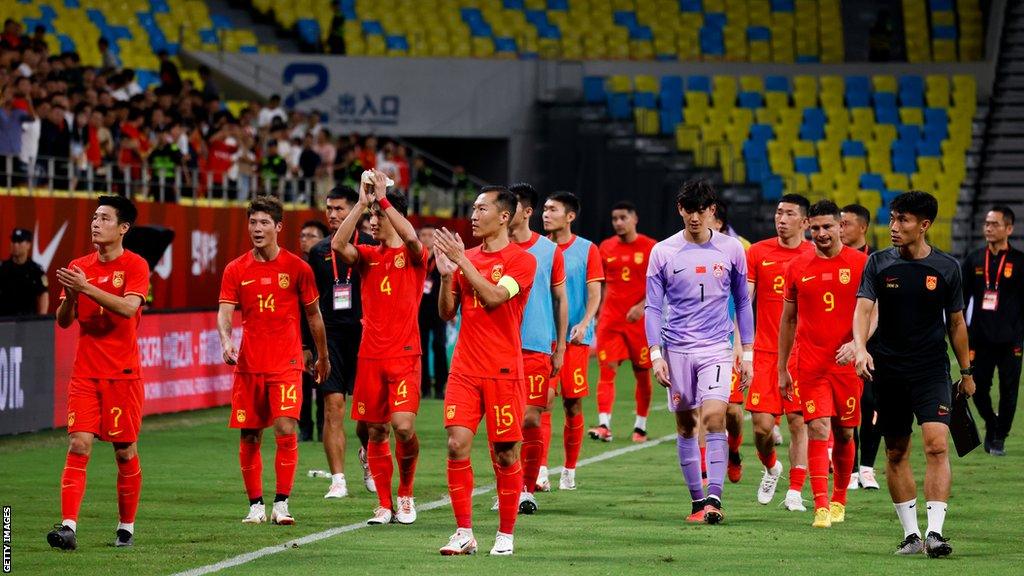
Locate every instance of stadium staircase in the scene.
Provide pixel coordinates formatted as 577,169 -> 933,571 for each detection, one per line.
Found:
967,0 -> 1024,249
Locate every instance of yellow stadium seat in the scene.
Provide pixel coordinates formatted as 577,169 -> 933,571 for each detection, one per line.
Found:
857,190 -> 883,214
676,124 -> 700,151
740,75 -> 764,93
899,108 -> 924,125
872,75 -> 897,93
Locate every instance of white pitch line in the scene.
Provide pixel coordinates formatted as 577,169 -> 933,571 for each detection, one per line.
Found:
172,434 -> 676,576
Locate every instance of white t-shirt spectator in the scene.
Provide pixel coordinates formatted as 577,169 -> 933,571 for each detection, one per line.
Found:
258,106 -> 287,128
20,117 -> 40,165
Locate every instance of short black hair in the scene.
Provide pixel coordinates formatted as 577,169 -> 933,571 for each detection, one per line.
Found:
248,195 -> 284,224
326,185 -> 359,206
676,179 -> 717,212
841,204 -> 871,225
611,200 -> 637,214
97,195 -> 137,226
779,193 -> 810,216
890,190 -> 938,223
547,191 -> 581,215
713,199 -> 730,229
301,220 -> 330,238
375,191 -> 409,216
481,185 -> 518,218
991,204 -> 1016,225
808,199 -> 841,219
508,182 -> 539,209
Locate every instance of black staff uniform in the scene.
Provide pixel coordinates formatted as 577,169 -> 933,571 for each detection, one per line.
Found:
961,244 -> 1024,452
418,253 -> 447,399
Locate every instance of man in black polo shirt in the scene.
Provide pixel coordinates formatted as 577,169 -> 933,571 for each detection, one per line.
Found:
852,191 -> 974,558
307,187 -> 377,498
960,205 -> 1023,456
0,228 -> 48,316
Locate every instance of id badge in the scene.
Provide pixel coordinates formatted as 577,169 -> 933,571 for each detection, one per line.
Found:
423,278 -> 434,295
333,283 -> 352,310
982,290 -> 999,311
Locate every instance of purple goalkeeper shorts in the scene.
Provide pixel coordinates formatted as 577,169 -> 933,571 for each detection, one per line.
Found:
664,344 -> 734,412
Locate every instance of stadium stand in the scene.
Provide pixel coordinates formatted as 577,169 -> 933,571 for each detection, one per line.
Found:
584,72 -> 978,250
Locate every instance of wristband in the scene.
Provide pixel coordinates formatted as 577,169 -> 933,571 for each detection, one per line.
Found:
959,366 -> 974,376
650,348 -> 663,361
742,350 -> 753,362
379,197 -> 392,211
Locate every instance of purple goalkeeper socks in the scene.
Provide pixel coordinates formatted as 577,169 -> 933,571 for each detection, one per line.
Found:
677,434 -> 704,501
706,432 -> 727,499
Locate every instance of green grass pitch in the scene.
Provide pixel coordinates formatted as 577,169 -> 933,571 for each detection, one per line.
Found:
2,358 -> 1022,576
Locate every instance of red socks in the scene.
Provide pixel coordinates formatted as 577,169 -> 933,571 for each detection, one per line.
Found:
521,425 -> 543,493
789,465 -> 808,492
367,440 -> 395,510
757,448 -> 777,470
495,460 -> 523,534
808,438 -> 830,509
563,412 -> 584,469
239,441 -> 263,501
728,432 -> 743,454
831,435 -> 855,505
596,363 -> 617,414
539,411 -> 552,467
634,368 -> 652,418
116,455 -> 142,524
447,459 -> 474,529
274,434 -> 298,499
60,452 -> 90,522
395,435 -> 419,498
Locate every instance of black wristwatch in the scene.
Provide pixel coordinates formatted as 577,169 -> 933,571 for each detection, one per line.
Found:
959,366 -> 974,376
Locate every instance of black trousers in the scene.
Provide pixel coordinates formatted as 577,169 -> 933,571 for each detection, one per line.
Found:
973,340 -> 1023,440
852,377 -> 882,472
299,370 -> 324,441
419,316 -> 448,399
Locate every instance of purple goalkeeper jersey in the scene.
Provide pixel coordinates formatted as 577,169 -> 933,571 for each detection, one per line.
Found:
645,229 -> 754,352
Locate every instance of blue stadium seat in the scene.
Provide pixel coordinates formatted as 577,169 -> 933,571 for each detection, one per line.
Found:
859,173 -> 885,191
874,92 -> 897,108
700,25 -> 725,55
933,26 -> 957,40
750,124 -> 774,142
739,91 -> 763,109
608,93 -> 632,120
795,156 -> 819,174
875,105 -> 899,125
842,140 -> 867,157
583,76 -> 607,104
771,0 -> 795,12
763,176 -> 784,200
924,107 -> 948,126
385,35 -> 409,51
634,92 -> 657,109
680,0 -> 703,12
765,75 -> 788,92
687,75 -> 711,93
660,109 -> 682,134
930,0 -> 954,10
898,125 -> 922,142
917,139 -> 943,157
747,26 -> 771,42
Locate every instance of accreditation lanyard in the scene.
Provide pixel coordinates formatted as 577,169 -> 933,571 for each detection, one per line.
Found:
982,249 -> 1008,311
330,233 -> 358,310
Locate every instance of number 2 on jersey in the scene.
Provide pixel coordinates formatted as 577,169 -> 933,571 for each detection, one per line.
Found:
772,275 -> 785,294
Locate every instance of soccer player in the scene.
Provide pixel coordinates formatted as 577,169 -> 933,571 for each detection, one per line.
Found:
508,182 -> 568,514
434,186 -> 536,556
960,205 -> 1023,456
307,186 -> 378,498
646,179 -> 754,524
542,191 -> 603,490
777,200 -> 869,528
839,203 -> 881,490
332,170 -> 427,525
745,193 -> 813,510
218,195 -> 330,526
590,201 -> 656,443
853,191 -> 974,557
48,196 -> 150,550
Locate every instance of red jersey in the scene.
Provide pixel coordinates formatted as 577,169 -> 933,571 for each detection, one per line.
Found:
450,242 -> 537,379
784,246 -> 868,377
219,248 -> 318,374
598,234 -> 656,325
356,243 -> 429,359
515,232 -> 567,286
746,238 -> 814,353
61,250 -> 150,380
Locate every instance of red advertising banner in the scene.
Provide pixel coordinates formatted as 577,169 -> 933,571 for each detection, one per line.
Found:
53,310 -> 241,427
0,196 -> 470,310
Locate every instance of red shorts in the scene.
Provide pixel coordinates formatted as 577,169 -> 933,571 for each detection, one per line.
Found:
230,371 -> 302,429
352,355 -> 422,422
554,343 -> 591,399
596,320 -> 651,368
523,351 -> 553,408
745,351 -> 802,415
443,372 -> 525,442
728,368 -> 744,404
798,371 -> 863,425
66,378 -> 144,442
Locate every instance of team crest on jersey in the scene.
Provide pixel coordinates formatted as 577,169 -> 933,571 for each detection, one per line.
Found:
236,410 -> 246,423
278,273 -> 290,289
446,405 -> 456,420
634,252 -> 644,264
925,275 -> 937,291
112,271 -> 125,288
357,402 -> 366,415
394,253 -> 406,269
751,392 -> 760,406
839,268 -> 851,285
806,400 -> 816,414
713,263 -> 725,278
671,393 -> 681,407
490,264 -> 504,282
68,411 -> 76,426
598,350 -> 607,361
1006,263 -> 1014,278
